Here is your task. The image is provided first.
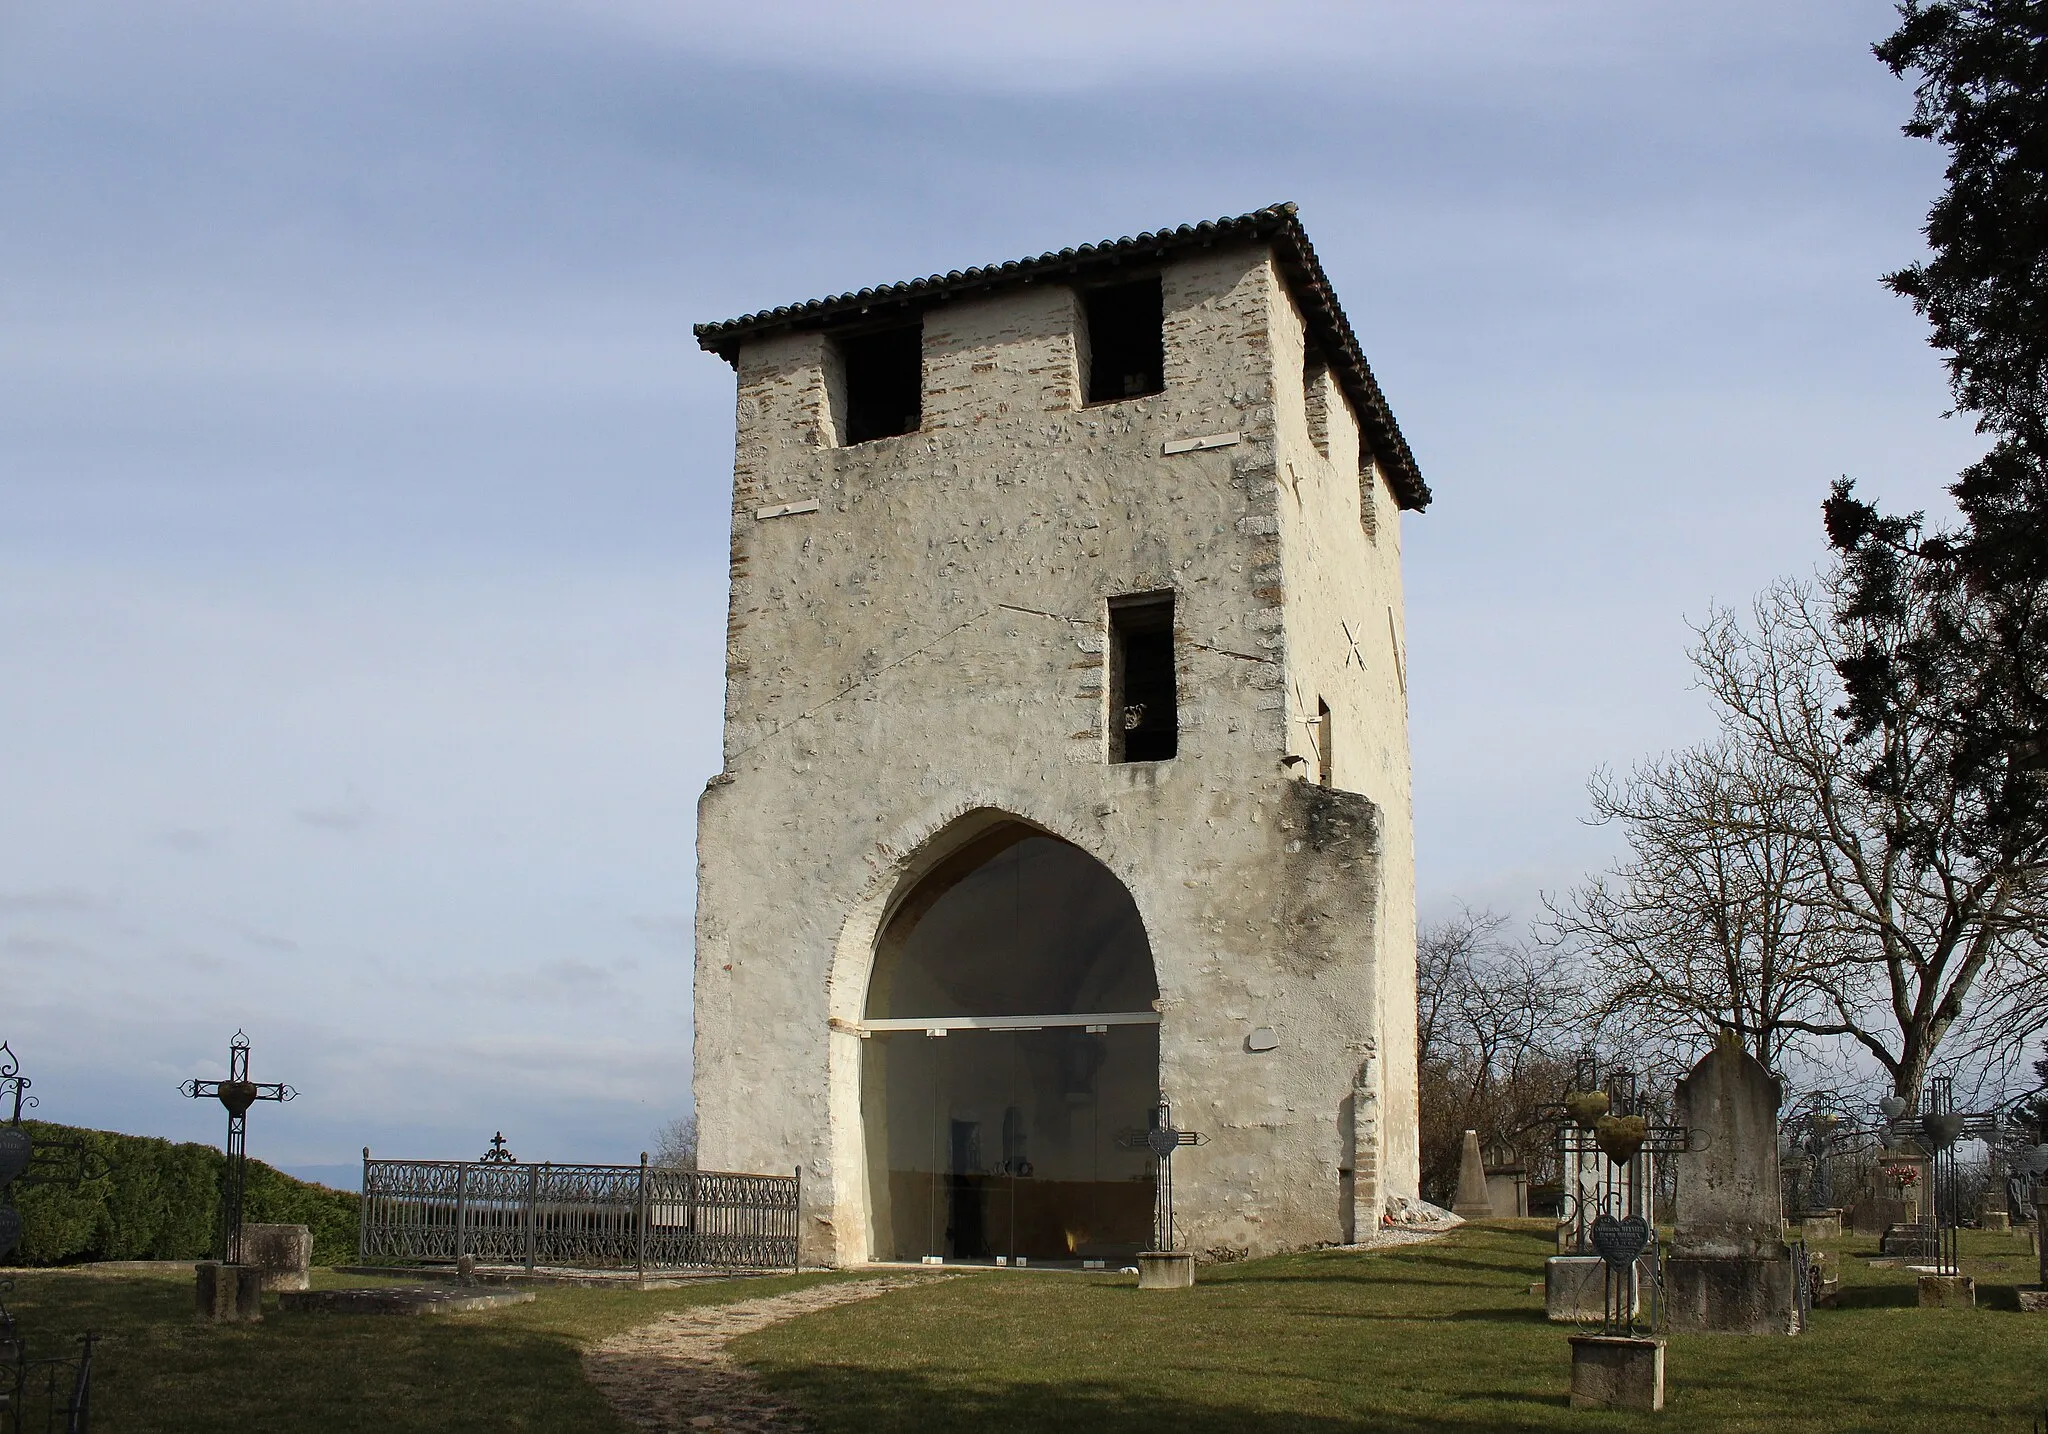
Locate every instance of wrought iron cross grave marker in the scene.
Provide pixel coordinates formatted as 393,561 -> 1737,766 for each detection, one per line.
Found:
1141,1102 -> 1204,1253
180,1030 -> 295,1266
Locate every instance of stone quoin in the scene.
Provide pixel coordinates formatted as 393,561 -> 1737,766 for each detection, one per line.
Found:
691,204 -> 1428,1266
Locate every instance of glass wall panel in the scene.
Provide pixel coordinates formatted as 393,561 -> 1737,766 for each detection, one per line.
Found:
861,824 -> 1162,1265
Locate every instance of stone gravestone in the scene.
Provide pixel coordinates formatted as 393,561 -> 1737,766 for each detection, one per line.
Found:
1874,1147 -> 1934,1255
242,1223 -> 312,1292
1980,1155 -> 2011,1232
2032,1180 -> 2048,1312
1664,1031 -> 1801,1335
1452,1130 -> 1493,1220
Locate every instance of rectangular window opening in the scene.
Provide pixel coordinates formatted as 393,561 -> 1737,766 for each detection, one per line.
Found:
1304,349 -> 1331,458
1316,698 -> 1333,787
1109,593 -> 1177,763
835,322 -> 923,445
1082,279 -> 1164,405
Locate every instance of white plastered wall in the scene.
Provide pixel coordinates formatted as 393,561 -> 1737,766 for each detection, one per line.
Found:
694,244 -> 1421,1263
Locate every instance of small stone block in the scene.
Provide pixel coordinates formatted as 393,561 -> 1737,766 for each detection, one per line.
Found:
194,1261 -> 231,1321
1799,1212 -> 1842,1240
277,1286 -> 537,1316
1917,1274 -> 1975,1308
1136,1251 -> 1195,1290
1568,1335 -> 1665,1412
2017,1290 -> 2048,1313
1982,1211 -> 2010,1232
241,1223 -> 313,1292
195,1262 -> 266,1322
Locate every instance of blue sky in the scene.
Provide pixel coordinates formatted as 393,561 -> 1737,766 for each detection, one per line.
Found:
0,0 -> 1984,1183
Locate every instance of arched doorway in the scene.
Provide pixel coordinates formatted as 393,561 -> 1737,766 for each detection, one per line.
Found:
862,822 -> 1160,1266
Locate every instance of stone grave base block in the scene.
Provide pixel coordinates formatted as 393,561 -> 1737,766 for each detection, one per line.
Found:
1136,1252 -> 1195,1290
1797,1211 -> 1842,1240
241,1223 -> 313,1292
1568,1335 -> 1665,1412
1981,1211 -> 2010,1233
1544,1254 -> 1636,1323
2016,1289 -> 2048,1313
1917,1274 -> 1975,1308
194,1262 -> 266,1323
278,1286 -> 536,1316
1664,1255 -> 1799,1335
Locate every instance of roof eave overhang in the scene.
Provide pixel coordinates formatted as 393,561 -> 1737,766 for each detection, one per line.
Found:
692,204 -> 1430,510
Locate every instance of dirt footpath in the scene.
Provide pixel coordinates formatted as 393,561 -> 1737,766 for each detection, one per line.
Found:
584,1275 -> 948,1433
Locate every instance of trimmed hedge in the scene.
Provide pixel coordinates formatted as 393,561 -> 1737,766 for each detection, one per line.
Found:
5,1122 -> 359,1266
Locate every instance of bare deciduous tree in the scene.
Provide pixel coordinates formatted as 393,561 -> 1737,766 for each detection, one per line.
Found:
1551,576 -> 2048,1105
653,1113 -> 698,1171
1546,739 -> 1862,1072
1417,907 -> 1584,1205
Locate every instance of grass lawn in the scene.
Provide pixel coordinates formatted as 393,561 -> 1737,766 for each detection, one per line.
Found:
0,1265 -> 857,1432
2,1224 -> 2042,1431
739,1222 -> 2048,1433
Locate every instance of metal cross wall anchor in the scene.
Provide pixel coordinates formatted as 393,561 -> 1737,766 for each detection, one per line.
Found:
180,1030 -> 295,1266
1118,1102 -> 1206,1253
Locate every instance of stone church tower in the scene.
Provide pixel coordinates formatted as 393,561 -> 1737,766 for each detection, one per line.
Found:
692,204 -> 1429,1266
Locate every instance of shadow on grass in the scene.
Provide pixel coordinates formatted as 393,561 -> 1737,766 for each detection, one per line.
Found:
1289,1306 -> 1551,1326
755,1364 -> 1572,1434
1834,1283 -> 1917,1309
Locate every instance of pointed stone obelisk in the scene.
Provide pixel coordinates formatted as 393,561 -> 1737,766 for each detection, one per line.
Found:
1452,1129 -> 1494,1220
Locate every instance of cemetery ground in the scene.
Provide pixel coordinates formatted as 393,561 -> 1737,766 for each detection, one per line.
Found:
4,1220 -> 2044,1431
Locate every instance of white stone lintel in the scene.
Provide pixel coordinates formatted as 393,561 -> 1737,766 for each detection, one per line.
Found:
1162,431 -> 1242,456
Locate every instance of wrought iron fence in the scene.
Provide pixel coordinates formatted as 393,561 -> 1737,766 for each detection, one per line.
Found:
0,1301 -> 94,1434
359,1153 -> 799,1274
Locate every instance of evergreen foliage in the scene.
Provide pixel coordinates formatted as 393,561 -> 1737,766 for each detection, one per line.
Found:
1830,1 -> 2048,869
6,1121 -> 358,1266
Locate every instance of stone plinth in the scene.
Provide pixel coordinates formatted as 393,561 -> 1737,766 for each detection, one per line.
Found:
194,1261 -> 265,1322
2016,1290 -> 2048,1313
1136,1251 -> 1195,1290
278,1286 -> 536,1316
1916,1274 -> 1975,1308
1544,1254 -> 1638,1323
1982,1210 -> 2010,1233
1451,1129 -> 1492,1220
241,1223 -> 313,1292
1665,1255 -> 1800,1335
1881,1223 -> 1938,1258
1568,1335 -> 1665,1412
1797,1210 -> 1841,1240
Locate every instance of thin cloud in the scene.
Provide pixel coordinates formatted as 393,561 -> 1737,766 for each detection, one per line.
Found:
294,797 -> 377,834
0,933 -> 97,962
0,887 -> 103,914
